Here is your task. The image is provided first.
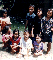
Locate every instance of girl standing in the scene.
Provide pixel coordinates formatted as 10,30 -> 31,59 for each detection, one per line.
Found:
41,9 -> 53,54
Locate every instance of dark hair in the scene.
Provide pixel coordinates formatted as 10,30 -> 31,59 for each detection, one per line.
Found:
13,29 -> 19,37
48,9 -> 52,11
29,4 -> 35,8
2,9 -> 7,17
2,26 -> 9,34
36,34 -> 42,38
38,8 -> 42,11
36,34 -> 42,42
2,9 -> 7,13
47,9 -> 53,18
24,30 -> 29,33
37,8 -> 44,18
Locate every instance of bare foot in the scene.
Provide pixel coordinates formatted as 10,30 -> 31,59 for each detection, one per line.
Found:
16,53 -> 22,58
33,53 -> 38,57
10,51 -> 14,54
45,53 -> 49,58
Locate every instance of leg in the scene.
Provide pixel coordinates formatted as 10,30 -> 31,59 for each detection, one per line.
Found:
0,26 -> 1,32
43,42 -> 45,51
47,42 -> 51,54
11,49 -> 16,54
4,42 -> 7,48
33,52 -> 42,57
16,48 -> 22,58
10,47 -> 16,54
16,53 -> 22,58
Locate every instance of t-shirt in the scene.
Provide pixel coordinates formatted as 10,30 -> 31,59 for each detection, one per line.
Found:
20,37 -> 32,55
10,37 -> 21,51
34,16 -> 41,34
10,37 -> 21,46
33,41 -> 43,52
26,13 -> 36,32
1,16 -> 11,24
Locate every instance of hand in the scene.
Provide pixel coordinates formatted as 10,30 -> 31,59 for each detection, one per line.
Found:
5,35 -> 10,38
12,46 -> 16,49
10,45 -> 14,48
32,27 -> 34,30
32,47 -> 34,50
51,28 -> 53,31
5,39 -> 9,43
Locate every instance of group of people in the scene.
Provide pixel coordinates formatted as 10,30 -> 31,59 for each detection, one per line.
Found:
0,4 -> 53,59
25,5 -> 53,55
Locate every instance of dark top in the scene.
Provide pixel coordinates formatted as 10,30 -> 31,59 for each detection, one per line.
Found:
34,16 -> 42,36
26,13 -> 36,33
41,16 -> 52,42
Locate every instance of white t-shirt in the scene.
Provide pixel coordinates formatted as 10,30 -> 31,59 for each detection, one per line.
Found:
20,37 -> 32,55
1,16 -> 11,24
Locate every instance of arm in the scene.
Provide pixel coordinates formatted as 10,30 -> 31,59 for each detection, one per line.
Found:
0,26 -> 1,32
6,17 -> 12,25
41,19 -> 44,40
41,19 -> 43,32
2,35 -> 5,42
31,27 -> 34,37
51,28 -> 53,31
50,19 -> 53,31
10,44 -> 15,49
2,34 -> 9,43
25,20 -> 28,30
12,45 -> 21,49
0,20 -> 1,32
38,42 -> 43,55
27,49 -> 30,56
10,41 -> 13,48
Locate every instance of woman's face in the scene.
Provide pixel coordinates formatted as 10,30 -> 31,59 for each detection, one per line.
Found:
13,31 -> 18,39
47,10 -> 52,18
24,32 -> 29,40
37,9 -> 42,16
3,12 -> 7,18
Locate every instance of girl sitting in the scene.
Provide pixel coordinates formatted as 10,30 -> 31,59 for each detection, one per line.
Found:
10,29 -> 21,54
2,26 -> 12,50
33,34 -> 43,57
